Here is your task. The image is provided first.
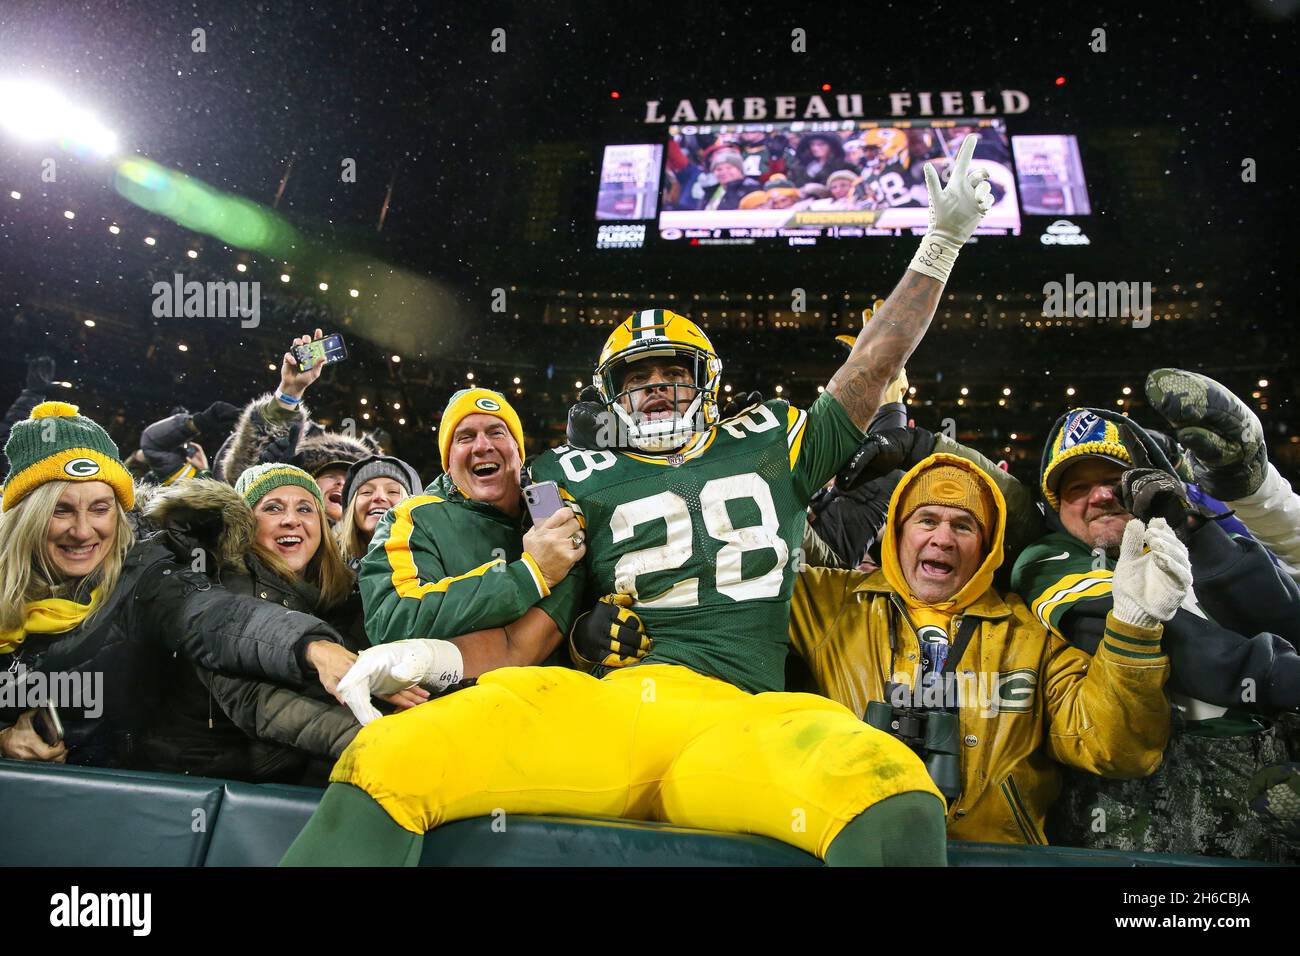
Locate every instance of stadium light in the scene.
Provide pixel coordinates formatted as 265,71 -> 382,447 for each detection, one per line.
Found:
83,319 -> 95,328
360,397 -> 368,405
1066,386 -> 1076,396
1122,386 -> 1132,395
318,282 -> 328,291
9,190 -> 20,200
63,210 -> 75,219
960,387 -> 969,396
513,376 -> 521,385
1010,433 -> 1018,440
108,224 -> 120,235
1259,379 -> 1269,388
467,372 -> 475,381
391,355 -> 401,363
236,263 -> 247,272
280,273 -> 290,283
186,249 -> 198,259
144,236 -> 156,246
0,80 -> 119,157
177,343 -> 188,352
349,288 -> 359,298
398,418 -> 406,425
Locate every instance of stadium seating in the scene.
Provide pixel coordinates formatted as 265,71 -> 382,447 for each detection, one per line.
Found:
0,761 -> 1260,867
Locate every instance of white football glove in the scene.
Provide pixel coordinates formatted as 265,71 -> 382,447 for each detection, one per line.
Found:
336,639 -> 464,725
1110,517 -> 1193,629
909,133 -> 994,284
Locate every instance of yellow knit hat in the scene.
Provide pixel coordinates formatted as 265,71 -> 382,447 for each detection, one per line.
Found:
437,388 -> 526,471
895,463 -> 996,541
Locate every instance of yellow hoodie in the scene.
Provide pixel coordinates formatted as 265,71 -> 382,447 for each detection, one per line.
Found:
791,453 -> 1171,844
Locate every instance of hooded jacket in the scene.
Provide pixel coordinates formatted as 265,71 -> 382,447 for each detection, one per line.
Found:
213,391 -> 379,486
790,453 -> 1170,844
1011,407 -> 1300,723
140,479 -> 361,768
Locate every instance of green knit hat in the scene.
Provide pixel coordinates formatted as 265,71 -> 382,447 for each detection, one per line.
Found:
234,463 -> 325,511
2,401 -> 135,513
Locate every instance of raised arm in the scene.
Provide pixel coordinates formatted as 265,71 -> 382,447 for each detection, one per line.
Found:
827,134 -> 992,430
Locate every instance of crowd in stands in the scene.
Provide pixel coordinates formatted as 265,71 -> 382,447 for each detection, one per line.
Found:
3,317 -> 1300,864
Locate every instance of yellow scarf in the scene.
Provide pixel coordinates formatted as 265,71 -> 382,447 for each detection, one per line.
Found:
0,587 -> 103,655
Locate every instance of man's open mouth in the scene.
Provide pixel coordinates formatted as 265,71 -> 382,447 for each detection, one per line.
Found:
472,462 -> 501,477
919,559 -> 954,578
328,492 -> 343,506
640,398 -> 675,421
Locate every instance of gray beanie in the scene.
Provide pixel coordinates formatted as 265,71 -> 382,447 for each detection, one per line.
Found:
342,455 -> 423,512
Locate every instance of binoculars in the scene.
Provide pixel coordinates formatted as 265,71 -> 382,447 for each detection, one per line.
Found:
865,683 -> 962,802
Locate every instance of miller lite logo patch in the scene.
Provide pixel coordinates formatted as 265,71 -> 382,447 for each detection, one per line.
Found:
1062,411 -> 1105,450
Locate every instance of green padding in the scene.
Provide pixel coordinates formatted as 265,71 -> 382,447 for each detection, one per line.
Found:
0,761 -> 221,867
947,841 -> 1271,867
206,782 -> 325,867
420,815 -> 822,867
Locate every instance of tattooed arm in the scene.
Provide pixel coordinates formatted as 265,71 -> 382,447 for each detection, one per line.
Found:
828,272 -> 943,430
827,133 -> 993,431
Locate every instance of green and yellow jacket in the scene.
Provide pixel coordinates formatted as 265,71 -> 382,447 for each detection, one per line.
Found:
359,472 -> 555,644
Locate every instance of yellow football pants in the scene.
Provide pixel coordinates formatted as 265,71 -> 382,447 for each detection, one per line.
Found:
332,663 -> 941,859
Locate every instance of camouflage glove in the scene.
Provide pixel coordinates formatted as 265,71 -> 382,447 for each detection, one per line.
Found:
1248,762 -> 1300,841
570,593 -> 651,669
1145,368 -> 1267,501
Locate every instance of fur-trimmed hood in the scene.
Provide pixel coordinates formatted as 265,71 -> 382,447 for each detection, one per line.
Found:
294,429 -> 381,476
140,477 -> 256,570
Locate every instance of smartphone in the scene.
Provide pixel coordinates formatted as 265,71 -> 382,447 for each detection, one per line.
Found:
291,333 -> 348,372
524,481 -> 565,525
34,702 -> 64,746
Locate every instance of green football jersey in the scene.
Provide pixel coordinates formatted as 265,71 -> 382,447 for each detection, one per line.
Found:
531,392 -> 863,694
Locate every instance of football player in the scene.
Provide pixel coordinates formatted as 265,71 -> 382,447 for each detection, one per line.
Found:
282,135 -> 992,868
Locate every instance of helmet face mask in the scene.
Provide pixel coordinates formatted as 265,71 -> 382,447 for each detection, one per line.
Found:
594,310 -> 722,453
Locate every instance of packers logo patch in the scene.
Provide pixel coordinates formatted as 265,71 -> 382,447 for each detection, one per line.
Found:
474,397 -> 501,412
931,479 -> 965,501
64,457 -> 101,478
994,668 -> 1038,713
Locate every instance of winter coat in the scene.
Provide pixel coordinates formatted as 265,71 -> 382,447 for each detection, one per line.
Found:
359,472 -> 560,644
1012,407 -> 1300,722
0,480 -> 348,777
213,391 -> 379,486
141,479 -> 362,767
790,454 -> 1170,844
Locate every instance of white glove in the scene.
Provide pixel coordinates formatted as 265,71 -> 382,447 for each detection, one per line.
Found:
336,639 -> 464,725
1110,517 -> 1193,629
908,133 -> 994,284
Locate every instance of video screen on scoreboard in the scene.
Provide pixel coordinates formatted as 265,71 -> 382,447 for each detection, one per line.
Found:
656,118 -> 1020,244
1012,134 -> 1092,216
596,144 -> 663,220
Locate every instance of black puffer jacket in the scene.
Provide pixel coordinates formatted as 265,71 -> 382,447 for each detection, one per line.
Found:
0,481 -> 348,777
139,479 -> 363,771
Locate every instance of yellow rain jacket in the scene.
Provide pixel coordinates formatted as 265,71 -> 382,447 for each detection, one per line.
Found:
790,453 -> 1171,844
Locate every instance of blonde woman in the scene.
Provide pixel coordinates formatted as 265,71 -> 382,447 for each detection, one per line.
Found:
335,455 -> 422,571
0,403 -> 354,779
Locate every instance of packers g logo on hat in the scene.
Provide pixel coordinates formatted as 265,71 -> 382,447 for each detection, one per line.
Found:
475,397 -> 502,412
64,458 -> 101,478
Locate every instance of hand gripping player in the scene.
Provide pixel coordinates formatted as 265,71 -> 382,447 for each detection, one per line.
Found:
283,134 -> 992,867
